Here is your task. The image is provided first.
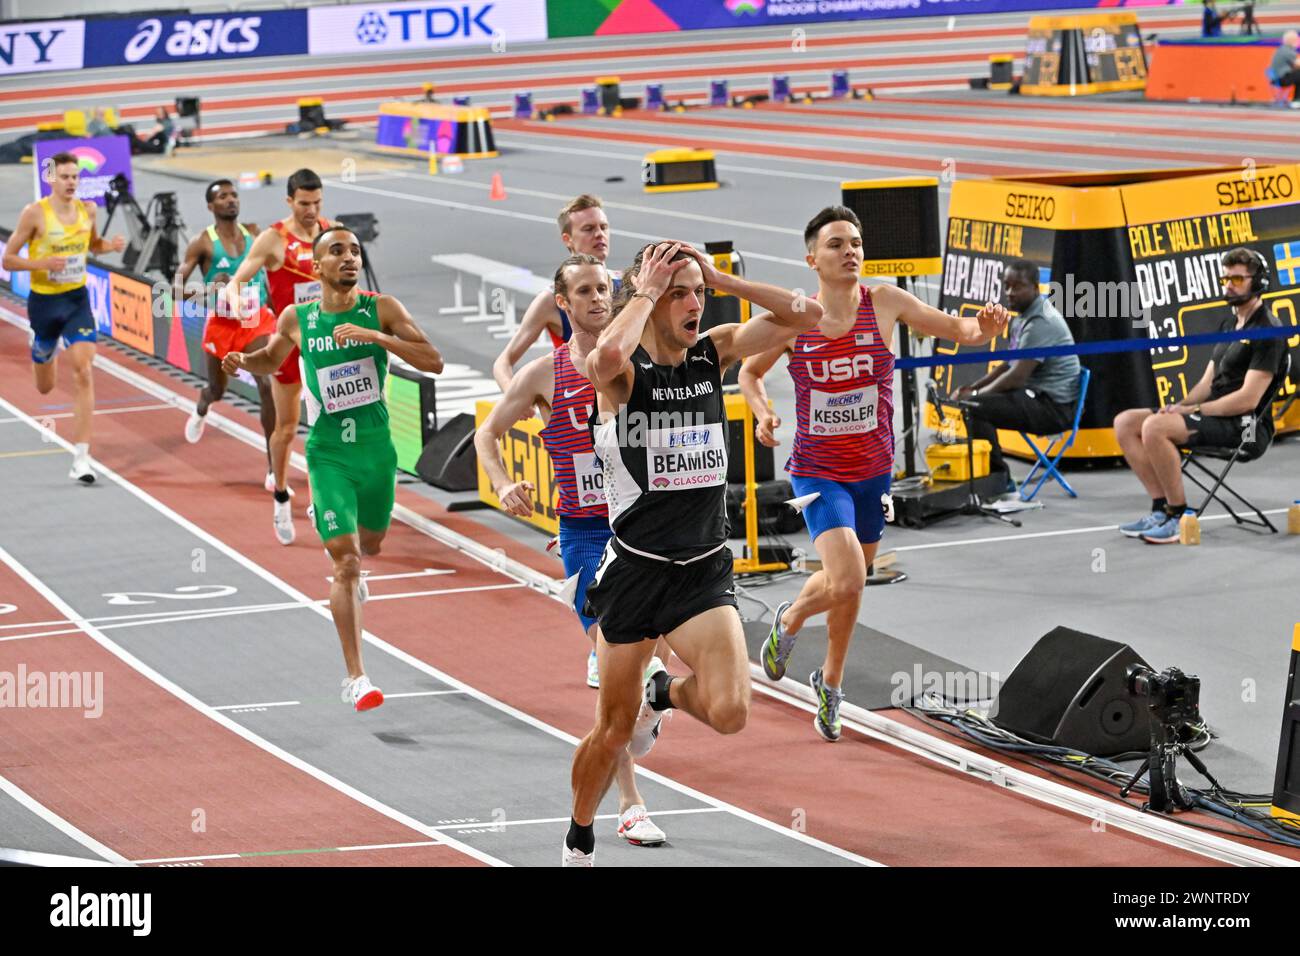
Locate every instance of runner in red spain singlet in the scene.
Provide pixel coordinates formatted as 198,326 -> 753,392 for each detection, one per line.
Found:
227,168 -> 329,545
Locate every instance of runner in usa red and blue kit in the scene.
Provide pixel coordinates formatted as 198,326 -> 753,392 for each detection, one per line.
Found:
473,254 -> 667,851
741,206 -> 1008,742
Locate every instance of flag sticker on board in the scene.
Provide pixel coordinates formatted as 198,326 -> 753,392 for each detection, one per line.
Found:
1273,241 -> 1300,286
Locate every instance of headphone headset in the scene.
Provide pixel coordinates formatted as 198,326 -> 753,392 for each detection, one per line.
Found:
1231,248 -> 1271,295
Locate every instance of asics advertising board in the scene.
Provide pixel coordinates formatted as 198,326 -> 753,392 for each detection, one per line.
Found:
84,11 -> 308,68
309,2 -> 548,55
0,19 -> 84,76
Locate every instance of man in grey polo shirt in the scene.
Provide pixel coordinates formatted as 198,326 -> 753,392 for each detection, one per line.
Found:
1269,30 -> 1300,105
954,258 -> 1080,488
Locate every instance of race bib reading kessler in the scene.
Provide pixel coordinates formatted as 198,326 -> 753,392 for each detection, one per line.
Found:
809,385 -> 878,436
645,423 -> 727,491
318,356 -> 381,414
294,280 -> 322,304
571,452 -> 607,507
49,253 -> 86,285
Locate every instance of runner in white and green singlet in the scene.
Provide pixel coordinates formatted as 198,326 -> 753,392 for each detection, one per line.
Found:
224,227 -> 444,712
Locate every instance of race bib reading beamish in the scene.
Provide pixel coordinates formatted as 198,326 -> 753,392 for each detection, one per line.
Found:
809,386 -> 878,436
317,355 -> 381,414
644,423 -> 727,491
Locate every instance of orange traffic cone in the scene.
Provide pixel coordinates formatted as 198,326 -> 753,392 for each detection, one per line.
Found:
489,172 -> 507,201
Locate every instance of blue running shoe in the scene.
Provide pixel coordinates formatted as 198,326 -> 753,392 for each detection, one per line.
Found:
810,668 -> 845,742
760,601 -> 796,681
1119,511 -> 1164,538
1141,515 -> 1181,544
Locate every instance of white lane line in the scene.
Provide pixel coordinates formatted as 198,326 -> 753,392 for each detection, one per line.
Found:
0,370 -> 875,867
890,508 -> 1292,554
18,403 -> 175,422
214,690 -> 468,712
0,583 -> 529,643
213,700 -> 302,712
326,178 -> 814,271
327,568 -> 456,583
133,839 -> 443,865
492,137 -> 853,184
387,170 -> 803,237
0,772 -> 130,866
0,400 -> 508,869
436,805 -> 729,831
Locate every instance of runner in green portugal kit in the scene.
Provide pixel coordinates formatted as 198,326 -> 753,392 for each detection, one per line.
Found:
223,227 -> 444,712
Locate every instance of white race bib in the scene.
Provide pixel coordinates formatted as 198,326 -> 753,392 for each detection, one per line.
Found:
317,355 -> 381,415
50,253 -> 86,285
809,385 -> 878,436
571,452 -> 607,507
644,423 -> 727,491
294,279 -> 322,304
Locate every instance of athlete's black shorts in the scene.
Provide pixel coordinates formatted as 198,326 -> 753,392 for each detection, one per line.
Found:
583,539 -> 738,645
1179,410 -> 1267,457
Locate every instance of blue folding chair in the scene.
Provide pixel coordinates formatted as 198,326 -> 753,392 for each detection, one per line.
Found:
1266,66 -> 1295,107
1017,366 -> 1091,501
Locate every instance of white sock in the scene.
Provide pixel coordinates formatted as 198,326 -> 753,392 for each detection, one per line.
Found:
74,442 -> 89,461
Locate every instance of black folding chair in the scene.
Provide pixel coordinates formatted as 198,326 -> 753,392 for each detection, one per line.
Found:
1180,354 -> 1293,534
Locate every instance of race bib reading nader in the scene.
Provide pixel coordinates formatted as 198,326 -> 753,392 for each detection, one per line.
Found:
809,385 -> 878,436
317,356 -> 381,414
571,452 -> 607,507
644,423 -> 727,491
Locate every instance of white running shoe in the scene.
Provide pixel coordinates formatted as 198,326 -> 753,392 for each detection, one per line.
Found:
586,650 -> 600,689
184,409 -> 206,443
69,457 -> 96,484
341,674 -> 384,712
273,498 -> 295,545
562,843 -> 594,867
265,472 -> 294,496
627,656 -> 668,758
357,575 -> 368,605
617,805 -> 666,846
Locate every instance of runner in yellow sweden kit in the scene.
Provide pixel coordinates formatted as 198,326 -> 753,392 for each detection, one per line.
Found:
3,151 -> 125,483
224,227 -> 444,711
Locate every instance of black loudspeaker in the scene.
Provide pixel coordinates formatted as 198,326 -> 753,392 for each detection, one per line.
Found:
415,414 -> 478,491
840,178 -> 942,278
992,626 -> 1153,757
1271,634 -> 1300,823
725,480 -> 803,538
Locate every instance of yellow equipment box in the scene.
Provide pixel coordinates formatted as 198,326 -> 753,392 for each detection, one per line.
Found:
926,440 -> 991,482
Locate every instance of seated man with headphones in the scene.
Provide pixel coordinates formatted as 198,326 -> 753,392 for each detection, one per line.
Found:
1112,247 -> 1287,544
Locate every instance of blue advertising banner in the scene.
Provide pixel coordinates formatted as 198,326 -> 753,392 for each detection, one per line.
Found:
33,136 -> 133,207
83,10 -> 308,68
86,263 -> 113,337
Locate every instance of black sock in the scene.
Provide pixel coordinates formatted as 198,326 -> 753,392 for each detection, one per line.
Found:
1164,502 -> 1186,519
649,670 -> 674,712
1152,497 -> 1167,513
273,489 -> 290,504
566,818 -> 595,854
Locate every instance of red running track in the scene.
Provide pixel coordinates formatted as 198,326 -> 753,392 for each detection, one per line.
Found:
0,561 -> 482,868
0,319 -> 1253,866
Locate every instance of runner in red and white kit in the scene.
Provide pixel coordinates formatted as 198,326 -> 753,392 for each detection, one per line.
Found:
474,254 -> 667,849
228,168 -> 330,546
741,206 -> 1007,741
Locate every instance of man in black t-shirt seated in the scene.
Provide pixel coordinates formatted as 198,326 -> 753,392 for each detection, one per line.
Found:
1113,247 -> 1287,544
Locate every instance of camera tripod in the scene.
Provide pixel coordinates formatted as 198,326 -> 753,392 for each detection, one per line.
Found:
1119,720 -> 1224,813
103,174 -> 185,277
